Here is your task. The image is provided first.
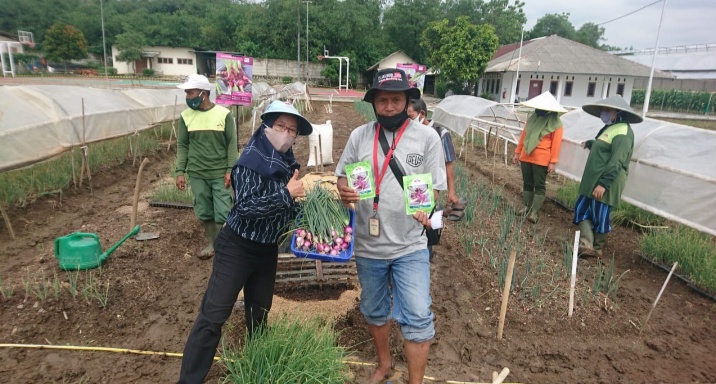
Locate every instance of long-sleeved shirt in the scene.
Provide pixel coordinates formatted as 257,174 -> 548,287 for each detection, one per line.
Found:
579,122 -> 634,208
515,126 -> 564,166
225,165 -> 297,244
176,104 -> 237,180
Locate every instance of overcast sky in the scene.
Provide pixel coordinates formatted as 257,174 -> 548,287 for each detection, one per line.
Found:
522,0 -> 714,51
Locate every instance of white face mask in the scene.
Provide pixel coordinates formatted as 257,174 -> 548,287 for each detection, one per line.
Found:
264,127 -> 296,153
600,111 -> 613,124
411,115 -> 424,124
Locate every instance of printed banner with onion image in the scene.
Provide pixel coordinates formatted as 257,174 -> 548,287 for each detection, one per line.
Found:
396,63 -> 426,95
215,53 -> 253,106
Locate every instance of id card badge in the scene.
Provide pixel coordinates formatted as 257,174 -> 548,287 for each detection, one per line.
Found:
369,216 -> 380,237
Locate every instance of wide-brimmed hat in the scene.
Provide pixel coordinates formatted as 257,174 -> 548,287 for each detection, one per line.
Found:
260,100 -> 313,136
177,74 -> 213,91
582,96 -> 643,124
363,68 -> 421,103
521,91 -> 567,113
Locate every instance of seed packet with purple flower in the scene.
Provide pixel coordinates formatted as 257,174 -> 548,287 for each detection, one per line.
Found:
403,173 -> 434,214
345,161 -> 375,200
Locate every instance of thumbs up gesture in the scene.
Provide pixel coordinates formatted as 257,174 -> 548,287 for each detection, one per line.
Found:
286,170 -> 305,199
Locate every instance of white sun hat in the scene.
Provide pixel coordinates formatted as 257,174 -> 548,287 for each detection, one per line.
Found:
520,91 -> 568,113
177,74 -> 213,91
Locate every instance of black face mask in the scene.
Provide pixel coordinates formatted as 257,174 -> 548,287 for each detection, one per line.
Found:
373,100 -> 409,131
535,109 -> 548,117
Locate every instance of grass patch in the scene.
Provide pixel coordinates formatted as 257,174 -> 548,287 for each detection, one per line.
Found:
353,101 -> 375,122
148,164 -> 194,205
660,118 -> 716,132
220,315 -> 348,384
641,225 -> 716,295
556,181 -> 579,209
555,180 -> 665,227
149,183 -> 194,205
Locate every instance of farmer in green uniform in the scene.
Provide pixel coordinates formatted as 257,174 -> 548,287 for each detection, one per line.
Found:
574,96 -> 642,257
175,74 -> 237,259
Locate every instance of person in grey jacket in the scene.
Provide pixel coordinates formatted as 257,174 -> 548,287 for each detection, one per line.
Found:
336,68 -> 446,384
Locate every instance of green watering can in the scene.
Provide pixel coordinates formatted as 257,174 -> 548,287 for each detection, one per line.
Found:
54,225 -> 140,270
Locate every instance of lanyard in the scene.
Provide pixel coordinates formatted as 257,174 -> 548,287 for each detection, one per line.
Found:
372,120 -> 409,212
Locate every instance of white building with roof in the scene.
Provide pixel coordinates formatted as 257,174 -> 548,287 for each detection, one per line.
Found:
482,35 -> 672,107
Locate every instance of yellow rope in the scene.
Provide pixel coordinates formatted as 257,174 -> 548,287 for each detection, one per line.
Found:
0,343 -> 519,384
0,343 -> 204,360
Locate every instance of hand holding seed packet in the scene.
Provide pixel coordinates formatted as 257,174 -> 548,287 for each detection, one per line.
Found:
403,173 -> 434,214
345,161 -> 375,200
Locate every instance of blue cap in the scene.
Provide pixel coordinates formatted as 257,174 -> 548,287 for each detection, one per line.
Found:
260,100 -> 313,136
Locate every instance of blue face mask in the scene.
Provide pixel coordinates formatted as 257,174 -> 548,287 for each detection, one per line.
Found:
600,111 -> 613,124
186,92 -> 204,110
535,109 -> 548,117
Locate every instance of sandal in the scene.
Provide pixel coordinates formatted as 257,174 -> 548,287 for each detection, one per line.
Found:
451,197 -> 467,211
447,209 -> 465,221
438,204 -> 452,218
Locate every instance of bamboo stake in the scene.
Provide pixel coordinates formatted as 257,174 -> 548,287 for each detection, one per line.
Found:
314,146 -> 320,173
70,147 -> 77,189
0,202 -> 15,240
492,368 -> 510,384
640,262 -> 678,334
130,158 -> 150,230
497,250 -> 517,340
318,134 -> 324,172
78,98 -> 92,190
167,95 -> 178,151
568,230 -> 580,317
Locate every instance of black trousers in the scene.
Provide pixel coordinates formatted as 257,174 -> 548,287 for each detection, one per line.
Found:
178,226 -> 279,384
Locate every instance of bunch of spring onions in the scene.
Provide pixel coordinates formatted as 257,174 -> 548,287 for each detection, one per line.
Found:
294,183 -> 353,256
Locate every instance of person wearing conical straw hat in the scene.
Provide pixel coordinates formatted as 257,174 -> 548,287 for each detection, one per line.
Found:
512,91 -> 567,223
574,95 -> 643,257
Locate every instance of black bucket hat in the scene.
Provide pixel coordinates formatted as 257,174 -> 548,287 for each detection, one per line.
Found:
363,68 -> 421,103
582,96 -> 643,124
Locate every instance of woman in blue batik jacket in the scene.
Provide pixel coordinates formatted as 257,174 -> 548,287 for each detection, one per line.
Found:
177,100 -> 313,384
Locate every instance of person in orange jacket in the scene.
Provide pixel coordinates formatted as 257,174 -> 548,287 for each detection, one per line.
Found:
512,92 -> 567,223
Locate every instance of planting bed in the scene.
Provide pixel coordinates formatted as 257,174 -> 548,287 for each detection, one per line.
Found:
1,101 -> 715,383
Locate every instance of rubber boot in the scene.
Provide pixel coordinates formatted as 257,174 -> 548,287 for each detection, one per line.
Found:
578,220 -> 596,257
518,191 -> 533,215
527,194 -> 545,223
198,220 -> 219,260
593,233 -> 608,257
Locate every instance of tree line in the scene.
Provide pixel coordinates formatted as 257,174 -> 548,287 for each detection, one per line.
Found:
0,0 -> 612,87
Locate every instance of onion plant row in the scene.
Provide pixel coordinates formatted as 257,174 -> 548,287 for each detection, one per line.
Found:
640,225 -> 716,295
0,124 -> 173,207
452,163 -> 631,312
220,316 -> 348,384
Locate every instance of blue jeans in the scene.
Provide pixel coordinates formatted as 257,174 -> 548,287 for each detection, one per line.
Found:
356,249 -> 434,343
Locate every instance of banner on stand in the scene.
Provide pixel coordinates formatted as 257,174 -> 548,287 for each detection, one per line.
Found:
215,53 -> 253,106
396,63 -> 426,96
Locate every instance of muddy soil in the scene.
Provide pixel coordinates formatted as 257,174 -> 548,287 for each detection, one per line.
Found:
1,100 -> 714,384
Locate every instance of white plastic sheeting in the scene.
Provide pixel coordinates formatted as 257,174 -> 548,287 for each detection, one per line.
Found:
432,95 -> 527,162
431,94 -> 716,236
0,85 -> 184,172
432,95 -> 499,137
249,82 -> 309,128
559,110 -> 716,237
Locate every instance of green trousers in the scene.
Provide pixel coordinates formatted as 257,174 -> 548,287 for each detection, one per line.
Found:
189,177 -> 232,224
